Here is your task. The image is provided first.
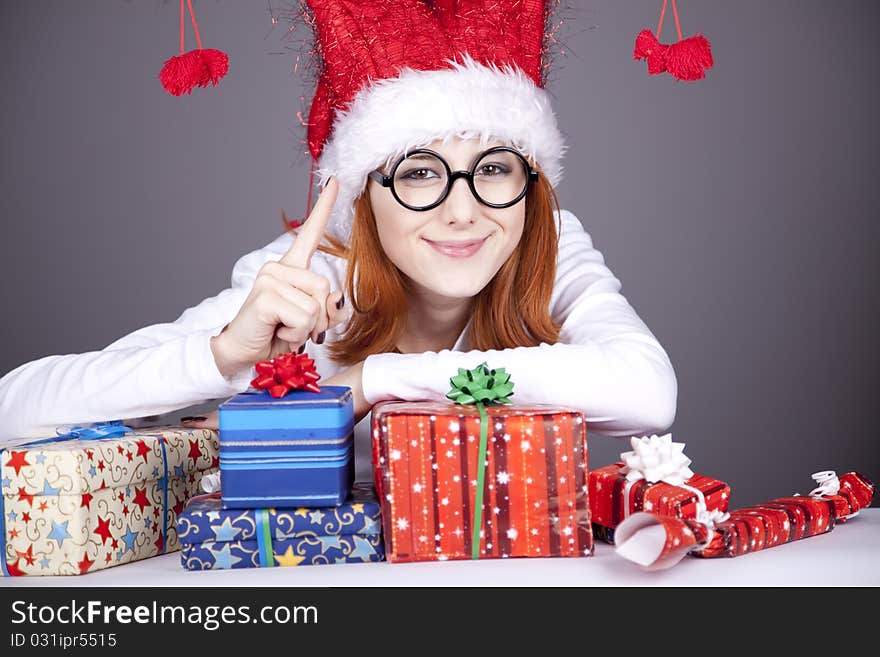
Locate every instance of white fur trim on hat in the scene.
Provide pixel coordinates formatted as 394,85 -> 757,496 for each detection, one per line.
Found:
314,53 -> 566,244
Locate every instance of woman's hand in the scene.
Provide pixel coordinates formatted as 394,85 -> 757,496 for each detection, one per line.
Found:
321,361 -> 371,424
210,177 -> 346,380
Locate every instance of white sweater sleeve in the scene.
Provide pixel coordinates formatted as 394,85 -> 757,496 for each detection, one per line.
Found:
0,231 -> 310,440
361,209 -> 678,437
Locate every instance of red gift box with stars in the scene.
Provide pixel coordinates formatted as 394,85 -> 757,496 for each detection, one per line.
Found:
1,426 -> 218,576
589,463 -> 731,544
371,401 -> 593,563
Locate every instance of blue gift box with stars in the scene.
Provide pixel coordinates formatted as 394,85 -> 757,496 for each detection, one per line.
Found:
218,387 -> 355,509
177,482 -> 384,570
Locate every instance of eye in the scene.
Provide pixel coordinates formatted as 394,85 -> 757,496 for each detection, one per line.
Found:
400,167 -> 441,180
476,163 -> 510,177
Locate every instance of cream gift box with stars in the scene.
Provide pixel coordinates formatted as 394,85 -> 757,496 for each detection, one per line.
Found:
1,427 -> 218,576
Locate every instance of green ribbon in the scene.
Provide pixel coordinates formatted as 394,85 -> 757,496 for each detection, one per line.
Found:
446,362 -> 514,559
256,508 -> 275,568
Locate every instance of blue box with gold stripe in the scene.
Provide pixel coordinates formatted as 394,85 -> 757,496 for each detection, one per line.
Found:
218,386 -> 354,509
177,483 -> 384,570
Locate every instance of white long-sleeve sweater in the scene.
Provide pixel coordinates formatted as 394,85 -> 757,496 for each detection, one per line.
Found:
0,209 -> 677,480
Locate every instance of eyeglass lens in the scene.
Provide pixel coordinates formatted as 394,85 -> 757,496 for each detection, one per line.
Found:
392,150 -> 528,209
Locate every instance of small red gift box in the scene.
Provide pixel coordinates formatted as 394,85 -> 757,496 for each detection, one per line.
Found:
371,401 -> 593,563
590,465 -> 730,532
588,434 -> 730,543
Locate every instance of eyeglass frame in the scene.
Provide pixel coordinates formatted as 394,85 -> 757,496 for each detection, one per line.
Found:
368,145 -> 539,212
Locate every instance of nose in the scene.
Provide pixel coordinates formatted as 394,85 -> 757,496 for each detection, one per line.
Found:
442,173 -> 478,225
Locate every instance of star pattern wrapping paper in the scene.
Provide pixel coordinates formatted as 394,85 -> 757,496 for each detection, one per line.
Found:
371,401 -> 593,563
588,463 -> 730,544
181,534 -> 384,570
1,427 -> 218,576
177,482 -> 384,570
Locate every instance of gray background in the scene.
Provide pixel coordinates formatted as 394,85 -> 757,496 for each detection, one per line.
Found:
1,1 -> 877,507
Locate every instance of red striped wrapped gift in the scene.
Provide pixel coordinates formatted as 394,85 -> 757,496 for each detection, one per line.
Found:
371,401 -> 593,563
696,471 -> 874,558
614,471 -> 874,569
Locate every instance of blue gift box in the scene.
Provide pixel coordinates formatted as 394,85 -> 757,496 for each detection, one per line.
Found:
177,483 -> 384,570
219,386 -> 354,508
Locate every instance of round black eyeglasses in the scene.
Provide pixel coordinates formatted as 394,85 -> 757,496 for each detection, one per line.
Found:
368,146 -> 539,211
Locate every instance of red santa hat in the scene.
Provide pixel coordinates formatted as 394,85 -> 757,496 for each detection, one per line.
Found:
299,0 -> 567,243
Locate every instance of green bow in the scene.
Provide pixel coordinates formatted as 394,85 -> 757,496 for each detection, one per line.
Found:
446,362 -> 514,559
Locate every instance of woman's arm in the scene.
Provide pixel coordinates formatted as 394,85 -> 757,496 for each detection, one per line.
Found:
360,209 -> 677,437
0,232 -> 343,440
0,327 -> 248,440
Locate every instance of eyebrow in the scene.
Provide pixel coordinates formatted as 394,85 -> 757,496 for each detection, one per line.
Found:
402,154 -> 437,162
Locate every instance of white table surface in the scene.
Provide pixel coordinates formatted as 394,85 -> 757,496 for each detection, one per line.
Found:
4,509 -> 877,587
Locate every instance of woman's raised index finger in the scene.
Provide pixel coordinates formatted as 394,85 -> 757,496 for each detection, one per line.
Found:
280,176 -> 339,268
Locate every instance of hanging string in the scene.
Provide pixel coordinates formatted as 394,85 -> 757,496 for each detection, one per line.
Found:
179,0 -> 185,54
186,0 -> 204,50
160,0 -> 230,96
178,0 -> 206,55
671,0 -> 683,40
656,0 -> 683,42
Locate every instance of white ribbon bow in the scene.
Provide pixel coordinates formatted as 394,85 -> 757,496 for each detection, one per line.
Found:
619,433 -> 694,485
619,433 -> 698,521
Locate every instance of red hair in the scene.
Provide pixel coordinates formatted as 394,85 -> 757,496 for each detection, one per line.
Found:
283,168 -> 563,366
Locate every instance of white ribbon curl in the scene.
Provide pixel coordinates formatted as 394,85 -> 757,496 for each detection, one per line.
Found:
200,472 -> 222,494
693,506 -> 731,549
802,469 -> 859,519
808,470 -> 840,498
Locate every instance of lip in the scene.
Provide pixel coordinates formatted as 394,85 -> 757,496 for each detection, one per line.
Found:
423,236 -> 488,258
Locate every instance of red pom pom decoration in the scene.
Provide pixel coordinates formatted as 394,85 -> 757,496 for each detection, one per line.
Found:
160,48 -> 229,96
160,0 -> 229,96
633,29 -> 669,76
250,352 -> 322,398
634,0 -> 713,82
664,34 -> 713,82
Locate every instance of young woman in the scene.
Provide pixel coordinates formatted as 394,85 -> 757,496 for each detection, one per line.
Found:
0,4 -> 677,481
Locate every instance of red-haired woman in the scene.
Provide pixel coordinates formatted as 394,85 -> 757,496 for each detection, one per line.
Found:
0,11 -> 677,481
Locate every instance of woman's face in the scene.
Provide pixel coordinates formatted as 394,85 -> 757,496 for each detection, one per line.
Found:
368,137 -> 526,302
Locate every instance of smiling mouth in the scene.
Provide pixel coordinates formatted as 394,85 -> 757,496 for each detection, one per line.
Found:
423,236 -> 488,258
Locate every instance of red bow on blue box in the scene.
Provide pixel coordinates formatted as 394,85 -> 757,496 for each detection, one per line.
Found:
249,352 -> 322,398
